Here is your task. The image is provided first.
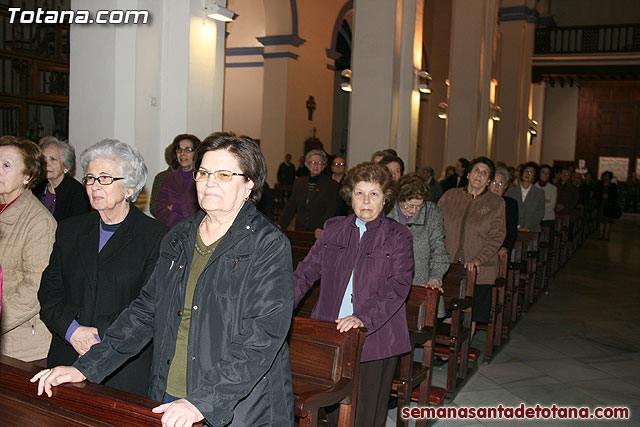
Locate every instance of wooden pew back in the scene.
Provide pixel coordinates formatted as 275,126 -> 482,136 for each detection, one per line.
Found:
289,317 -> 365,427
284,230 -> 316,248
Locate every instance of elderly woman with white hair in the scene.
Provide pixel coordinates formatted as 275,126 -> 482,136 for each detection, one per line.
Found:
33,138 -> 90,222
278,149 -> 338,235
38,139 -> 168,397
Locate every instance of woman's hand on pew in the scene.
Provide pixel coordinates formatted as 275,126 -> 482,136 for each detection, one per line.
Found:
498,247 -> 509,258
464,260 -> 480,273
335,315 -> 364,333
422,279 -> 444,293
30,366 -> 86,397
152,399 -> 204,427
70,326 -> 100,356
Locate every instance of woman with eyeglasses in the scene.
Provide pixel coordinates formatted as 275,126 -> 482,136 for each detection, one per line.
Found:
37,139 -> 168,396
505,161 -> 545,232
489,169 -> 519,259
295,162 -> 413,427
438,157 -> 505,326
387,173 -> 449,315
278,149 -> 338,237
33,133 -> 295,427
154,134 -> 201,227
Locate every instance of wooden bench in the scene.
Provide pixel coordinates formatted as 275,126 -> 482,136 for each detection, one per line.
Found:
503,240 -> 523,331
285,230 -> 316,248
434,263 -> 477,398
289,317 -> 365,427
392,286 -> 441,427
478,253 -> 507,363
0,355 -> 180,426
517,230 -> 539,311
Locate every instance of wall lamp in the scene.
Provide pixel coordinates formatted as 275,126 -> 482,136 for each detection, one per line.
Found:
529,119 -> 538,137
418,71 -> 432,94
490,104 -> 502,121
437,102 -> 448,119
340,69 -> 352,92
204,2 -> 237,22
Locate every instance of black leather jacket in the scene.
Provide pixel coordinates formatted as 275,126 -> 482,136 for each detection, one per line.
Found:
75,202 -> 295,426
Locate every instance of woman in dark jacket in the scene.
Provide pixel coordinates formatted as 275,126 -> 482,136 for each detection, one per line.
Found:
154,134 -> 201,227
490,168 -> 519,257
34,133 -> 295,427
295,162 -> 414,427
38,139 -> 167,397
34,138 -> 90,222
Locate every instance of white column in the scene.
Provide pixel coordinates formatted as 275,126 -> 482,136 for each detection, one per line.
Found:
445,0 -> 498,166
69,0 -> 227,209
347,0 -> 423,168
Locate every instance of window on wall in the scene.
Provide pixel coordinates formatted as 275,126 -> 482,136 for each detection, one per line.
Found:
0,0 -> 70,140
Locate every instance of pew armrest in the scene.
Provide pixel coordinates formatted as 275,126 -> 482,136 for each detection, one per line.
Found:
449,296 -> 473,310
294,378 -> 353,417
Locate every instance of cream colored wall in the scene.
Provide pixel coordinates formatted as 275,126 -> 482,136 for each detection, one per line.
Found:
224,0 -> 266,140
417,0 -> 451,178
540,85 -> 579,165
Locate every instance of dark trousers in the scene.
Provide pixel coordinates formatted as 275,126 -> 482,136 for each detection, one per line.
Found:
326,356 -> 398,427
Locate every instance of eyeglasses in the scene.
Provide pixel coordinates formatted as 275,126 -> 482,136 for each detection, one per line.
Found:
83,175 -> 125,186
491,180 -> 505,187
308,161 -> 325,166
402,202 -> 424,212
332,162 -> 345,166
524,170 -> 535,175
471,167 -> 490,177
175,147 -> 194,154
193,169 -> 246,182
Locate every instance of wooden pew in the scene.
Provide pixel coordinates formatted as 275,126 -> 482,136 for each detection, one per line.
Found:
504,240 -> 523,329
284,230 -> 316,248
289,317 -> 365,427
556,214 -> 571,267
536,226 -> 550,292
479,253 -> 507,363
434,264 -> 477,399
392,286 -> 441,427
0,355 -> 187,426
517,231 -> 539,311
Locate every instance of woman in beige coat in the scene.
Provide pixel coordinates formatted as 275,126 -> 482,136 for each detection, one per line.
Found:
437,157 -> 505,326
0,136 -> 56,364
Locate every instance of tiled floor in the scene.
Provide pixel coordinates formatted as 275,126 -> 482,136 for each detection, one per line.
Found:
387,214 -> 640,426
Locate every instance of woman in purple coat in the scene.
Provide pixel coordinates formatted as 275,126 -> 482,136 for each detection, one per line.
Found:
294,162 -> 414,427
153,134 -> 201,227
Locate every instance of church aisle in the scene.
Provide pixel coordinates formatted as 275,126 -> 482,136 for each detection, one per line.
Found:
388,214 -> 640,426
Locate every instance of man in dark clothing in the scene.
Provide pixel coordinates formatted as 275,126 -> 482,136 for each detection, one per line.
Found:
277,153 -> 296,186
441,157 -> 469,192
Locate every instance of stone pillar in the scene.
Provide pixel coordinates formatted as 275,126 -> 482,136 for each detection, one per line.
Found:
347,0 -> 423,168
444,0 -> 498,166
493,2 -> 537,166
69,0 -> 227,208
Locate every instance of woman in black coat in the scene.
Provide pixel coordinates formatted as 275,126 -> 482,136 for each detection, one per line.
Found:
596,171 -> 619,240
34,138 -> 91,222
38,139 -> 167,397
490,168 -> 519,256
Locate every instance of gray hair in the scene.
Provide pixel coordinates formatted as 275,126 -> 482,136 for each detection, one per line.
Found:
80,139 -> 147,202
422,166 -> 435,176
494,168 -> 510,188
305,149 -> 327,165
42,138 -> 76,171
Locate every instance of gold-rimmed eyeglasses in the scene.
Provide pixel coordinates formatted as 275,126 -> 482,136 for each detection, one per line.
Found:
193,169 -> 246,182
402,202 -> 424,212
175,147 -> 194,154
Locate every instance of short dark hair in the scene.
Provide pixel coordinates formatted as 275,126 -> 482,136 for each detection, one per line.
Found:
468,156 -> 496,180
522,161 -> 540,181
0,136 -> 45,189
379,155 -> 405,175
171,133 -> 201,167
397,173 -> 431,202
540,164 -> 554,181
458,157 -> 470,169
195,132 -> 266,203
601,170 -> 613,181
340,162 -> 395,205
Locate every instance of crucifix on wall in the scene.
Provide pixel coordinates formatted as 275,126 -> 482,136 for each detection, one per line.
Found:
306,95 -> 316,121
